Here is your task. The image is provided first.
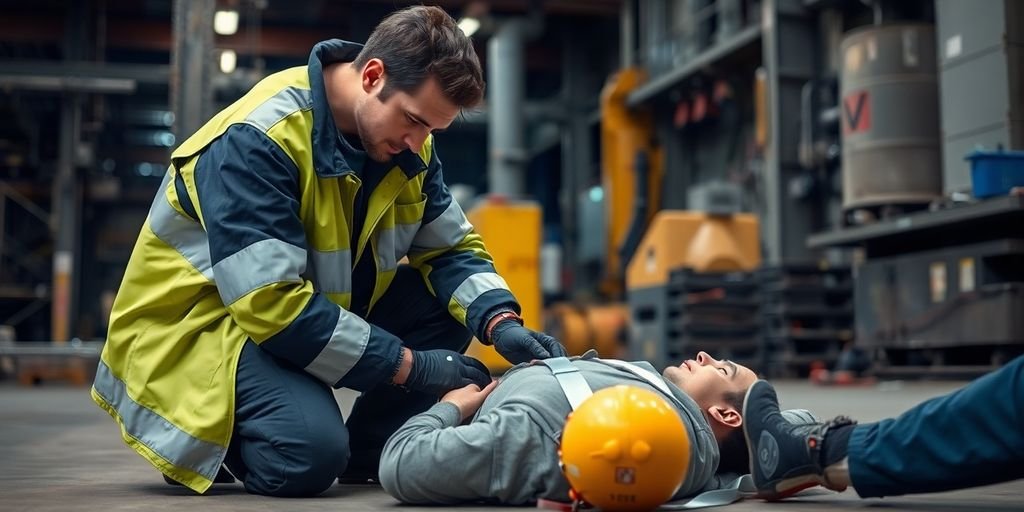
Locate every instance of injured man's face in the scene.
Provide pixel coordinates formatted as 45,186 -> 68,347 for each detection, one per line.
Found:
662,351 -> 758,412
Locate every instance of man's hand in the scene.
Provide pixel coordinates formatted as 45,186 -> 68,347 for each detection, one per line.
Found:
404,349 -> 492,396
490,320 -> 568,364
442,379 -> 499,422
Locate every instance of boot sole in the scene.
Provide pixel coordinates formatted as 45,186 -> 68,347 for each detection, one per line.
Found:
763,475 -> 821,500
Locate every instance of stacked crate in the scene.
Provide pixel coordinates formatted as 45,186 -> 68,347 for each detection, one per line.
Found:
759,264 -> 854,377
666,268 -> 761,369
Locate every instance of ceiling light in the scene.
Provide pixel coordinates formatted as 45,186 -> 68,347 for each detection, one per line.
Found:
457,17 -> 480,37
214,10 -> 239,35
220,50 -> 237,74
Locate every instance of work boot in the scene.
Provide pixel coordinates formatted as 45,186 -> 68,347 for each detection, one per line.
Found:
742,379 -> 857,500
162,465 -> 236,486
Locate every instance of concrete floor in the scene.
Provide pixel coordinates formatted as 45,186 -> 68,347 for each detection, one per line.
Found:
1,379 -> 1021,512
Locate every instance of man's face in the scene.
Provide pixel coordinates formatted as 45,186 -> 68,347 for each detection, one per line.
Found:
662,351 -> 758,410
354,68 -> 459,163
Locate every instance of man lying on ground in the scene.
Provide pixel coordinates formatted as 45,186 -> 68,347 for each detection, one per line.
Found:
379,351 -> 814,506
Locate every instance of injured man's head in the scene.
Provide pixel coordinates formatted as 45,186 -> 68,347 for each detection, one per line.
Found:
663,351 -> 758,438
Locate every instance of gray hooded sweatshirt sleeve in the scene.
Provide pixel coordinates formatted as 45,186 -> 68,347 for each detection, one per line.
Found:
379,359 -> 721,505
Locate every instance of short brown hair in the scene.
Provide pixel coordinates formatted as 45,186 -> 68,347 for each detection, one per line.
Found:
354,5 -> 485,108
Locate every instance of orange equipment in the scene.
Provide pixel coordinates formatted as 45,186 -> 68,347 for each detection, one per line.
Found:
626,210 -> 761,291
545,303 -> 630,359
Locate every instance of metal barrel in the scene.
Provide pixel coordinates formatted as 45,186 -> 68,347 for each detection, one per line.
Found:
840,23 -> 942,211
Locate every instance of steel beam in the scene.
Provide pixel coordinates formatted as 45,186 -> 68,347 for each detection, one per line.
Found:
51,94 -> 82,343
51,1 -> 90,342
171,0 -> 215,142
0,75 -> 134,94
0,61 -> 170,85
626,24 -> 762,108
559,28 -> 596,295
761,0 -> 818,264
620,0 -> 635,68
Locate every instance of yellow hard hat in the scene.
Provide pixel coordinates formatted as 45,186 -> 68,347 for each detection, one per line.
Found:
558,385 -> 691,511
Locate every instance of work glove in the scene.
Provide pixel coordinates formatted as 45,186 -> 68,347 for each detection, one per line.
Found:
490,320 -> 569,364
404,349 -> 491,396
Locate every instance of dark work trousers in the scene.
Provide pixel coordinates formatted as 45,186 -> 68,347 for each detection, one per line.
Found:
224,265 -> 474,497
849,353 -> 1024,497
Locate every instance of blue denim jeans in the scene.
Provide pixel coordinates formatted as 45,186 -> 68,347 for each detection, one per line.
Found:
849,354 -> 1024,497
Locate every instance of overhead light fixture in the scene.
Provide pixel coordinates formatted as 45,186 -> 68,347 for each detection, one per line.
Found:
457,17 -> 480,37
214,10 -> 239,35
220,50 -> 237,74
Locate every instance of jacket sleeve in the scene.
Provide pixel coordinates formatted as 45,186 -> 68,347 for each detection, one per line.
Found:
406,146 -> 519,341
184,123 -> 401,391
379,400 -> 557,505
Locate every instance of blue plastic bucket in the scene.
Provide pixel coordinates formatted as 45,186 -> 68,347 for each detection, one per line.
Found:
965,148 -> 1024,199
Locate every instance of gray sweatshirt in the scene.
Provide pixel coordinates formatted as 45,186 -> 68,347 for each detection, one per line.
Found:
378,358 -> 722,505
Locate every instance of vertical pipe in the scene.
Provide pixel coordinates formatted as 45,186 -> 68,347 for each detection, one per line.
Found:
171,0 -> 215,142
621,0 -> 635,68
560,27 -> 596,295
821,8 -> 843,76
761,0 -> 816,264
761,0 -> 784,265
487,20 -> 526,197
52,1 -> 89,342
559,31 -> 578,295
52,94 -> 81,342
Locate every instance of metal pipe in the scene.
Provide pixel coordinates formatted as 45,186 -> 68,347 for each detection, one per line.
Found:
620,0 -> 635,68
487,20 -> 527,196
0,75 -> 135,93
171,0 -> 215,142
50,1 -> 90,342
52,94 -> 82,342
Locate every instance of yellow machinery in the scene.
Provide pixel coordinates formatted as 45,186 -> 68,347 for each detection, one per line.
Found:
465,196 -> 542,373
625,210 -> 761,290
600,68 -> 664,298
545,68 -> 664,358
625,211 -> 760,366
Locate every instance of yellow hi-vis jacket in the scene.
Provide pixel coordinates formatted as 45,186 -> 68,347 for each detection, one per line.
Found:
91,40 -> 518,493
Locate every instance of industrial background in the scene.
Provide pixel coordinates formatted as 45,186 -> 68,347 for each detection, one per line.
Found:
0,0 -> 1022,510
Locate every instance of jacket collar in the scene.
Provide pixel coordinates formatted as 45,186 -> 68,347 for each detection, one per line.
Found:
307,39 -> 428,180
308,39 -> 362,178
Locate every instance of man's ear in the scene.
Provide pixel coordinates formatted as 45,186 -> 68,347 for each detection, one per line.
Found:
361,58 -> 385,92
707,404 -> 742,429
